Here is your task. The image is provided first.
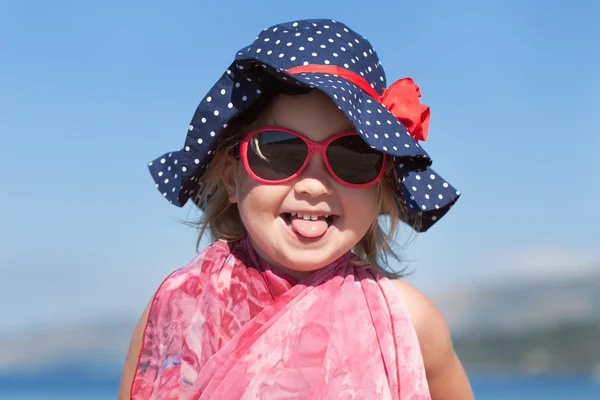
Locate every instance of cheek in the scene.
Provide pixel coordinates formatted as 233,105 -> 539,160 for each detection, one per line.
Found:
233,166 -> 264,205
341,186 -> 380,223
235,175 -> 288,220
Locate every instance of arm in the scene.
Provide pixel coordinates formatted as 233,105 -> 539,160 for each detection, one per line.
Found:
392,280 -> 474,400
118,301 -> 151,400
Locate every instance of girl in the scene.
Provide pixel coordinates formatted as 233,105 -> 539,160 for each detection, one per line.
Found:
119,19 -> 473,399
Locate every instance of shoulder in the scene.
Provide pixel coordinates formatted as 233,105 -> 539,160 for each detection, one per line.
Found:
390,280 -> 452,368
390,279 -> 474,399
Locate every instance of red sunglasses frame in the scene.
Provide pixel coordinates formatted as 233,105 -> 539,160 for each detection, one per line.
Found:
237,126 -> 387,188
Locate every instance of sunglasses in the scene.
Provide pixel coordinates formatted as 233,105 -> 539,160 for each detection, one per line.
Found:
233,127 -> 387,187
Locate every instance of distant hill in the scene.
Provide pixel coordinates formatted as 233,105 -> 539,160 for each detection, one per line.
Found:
432,272 -> 600,335
1,272 -> 598,374
0,317 -> 134,373
454,321 -> 600,374
435,272 -> 600,374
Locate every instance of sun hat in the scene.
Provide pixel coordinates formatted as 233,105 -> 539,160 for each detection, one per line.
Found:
147,19 -> 460,232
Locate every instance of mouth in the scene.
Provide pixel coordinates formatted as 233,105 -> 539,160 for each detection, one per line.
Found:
280,211 -> 337,240
282,212 -> 335,228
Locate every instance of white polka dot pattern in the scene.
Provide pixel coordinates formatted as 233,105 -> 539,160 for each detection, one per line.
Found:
394,158 -> 460,231
147,19 -> 460,232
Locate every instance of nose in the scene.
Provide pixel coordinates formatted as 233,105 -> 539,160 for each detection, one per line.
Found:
292,152 -> 334,198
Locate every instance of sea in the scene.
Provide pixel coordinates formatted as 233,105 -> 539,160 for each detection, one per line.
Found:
0,369 -> 598,399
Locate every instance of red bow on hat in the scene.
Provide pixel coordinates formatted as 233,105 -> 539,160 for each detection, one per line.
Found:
380,78 -> 430,141
287,65 -> 431,141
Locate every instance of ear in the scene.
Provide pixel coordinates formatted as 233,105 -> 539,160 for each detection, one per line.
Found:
221,155 -> 239,204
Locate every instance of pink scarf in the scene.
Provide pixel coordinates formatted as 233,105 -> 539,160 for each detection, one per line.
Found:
131,239 -> 431,399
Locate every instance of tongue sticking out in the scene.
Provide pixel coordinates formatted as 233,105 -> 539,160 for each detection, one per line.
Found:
289,215 -> 329,238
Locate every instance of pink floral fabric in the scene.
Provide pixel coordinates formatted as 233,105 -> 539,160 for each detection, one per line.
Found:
131,239 -> 431,399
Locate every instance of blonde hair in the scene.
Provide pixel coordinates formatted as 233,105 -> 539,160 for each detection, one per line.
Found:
190,88 -> 416,277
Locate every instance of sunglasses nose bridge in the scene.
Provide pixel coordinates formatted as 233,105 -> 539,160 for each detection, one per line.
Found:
305,142 -> 330,170
306,142 -> 319,153
306,141 -> 328,159
299,143 -> 339,188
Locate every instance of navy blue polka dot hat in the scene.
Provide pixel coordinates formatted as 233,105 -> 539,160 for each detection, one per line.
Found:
148,19 -> 460,232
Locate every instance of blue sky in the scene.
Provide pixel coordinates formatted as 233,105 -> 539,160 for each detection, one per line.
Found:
1,0 -> 599,333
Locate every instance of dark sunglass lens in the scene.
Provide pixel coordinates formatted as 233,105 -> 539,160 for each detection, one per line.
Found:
246,130 -> 308,181
326,136 -> 384,184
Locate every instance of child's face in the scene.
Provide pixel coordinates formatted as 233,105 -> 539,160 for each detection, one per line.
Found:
223,90 -> 380,278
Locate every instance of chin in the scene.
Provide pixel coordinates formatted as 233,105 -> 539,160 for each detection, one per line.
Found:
283,257 -> 331,272
274,246 -> 346,271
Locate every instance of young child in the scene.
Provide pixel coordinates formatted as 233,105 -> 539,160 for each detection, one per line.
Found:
119,19 -> 473,399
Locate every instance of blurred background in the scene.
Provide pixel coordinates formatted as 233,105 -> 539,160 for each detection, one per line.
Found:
1,0 -> 599,399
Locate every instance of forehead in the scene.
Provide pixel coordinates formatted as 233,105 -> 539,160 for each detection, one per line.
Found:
267,90 -> 354,141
